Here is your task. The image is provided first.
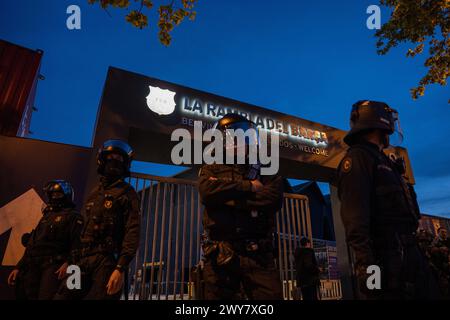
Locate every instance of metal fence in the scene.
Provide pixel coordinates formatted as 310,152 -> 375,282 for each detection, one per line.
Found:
287,280 -> 343,300
320,280 -> 343,300
125,172 -> 338,300
276,194 -> 313,300
126,173 -> 200,300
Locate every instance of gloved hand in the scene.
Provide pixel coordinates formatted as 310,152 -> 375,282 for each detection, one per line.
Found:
203,241 -> 235,266
217,242 -> 235,266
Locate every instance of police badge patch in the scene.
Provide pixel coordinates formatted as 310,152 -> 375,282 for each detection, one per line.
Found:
342,157 -> 352,173
104,200 -> 113,209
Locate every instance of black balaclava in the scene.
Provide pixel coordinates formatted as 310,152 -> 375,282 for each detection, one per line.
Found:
381,132 -> 390,149
47,191 -> 68,211
102,156 -> 126,185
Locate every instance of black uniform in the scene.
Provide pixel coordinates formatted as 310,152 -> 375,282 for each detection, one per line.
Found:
57,179 -> 140,300
337,141 -> 433,299
15,206 -> 83,300
294,247 -> 320,300
198,164 -> 284,300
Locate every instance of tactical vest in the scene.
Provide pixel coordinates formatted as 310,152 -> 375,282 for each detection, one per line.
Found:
202,164 -> 272,241
352,144 -> 420,232
28,206 -> 79,257
81,182 -> 132,253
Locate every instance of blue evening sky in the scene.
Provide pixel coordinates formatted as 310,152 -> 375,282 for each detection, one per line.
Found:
0,1 -> 448,217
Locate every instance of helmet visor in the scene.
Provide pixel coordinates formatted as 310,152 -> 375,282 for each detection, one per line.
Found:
208,120 -> 260,163
211,120 -> 260,147
223,121 -> 259,162
223,121 -> 259,147
43,180 -> 74,203
389,111 -> 403,146
102,140 -> 133,157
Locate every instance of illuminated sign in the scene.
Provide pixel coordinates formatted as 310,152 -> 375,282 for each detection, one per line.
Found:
141,80 -> 333,159
179,96 -> 328,147
146,85 -> 176,115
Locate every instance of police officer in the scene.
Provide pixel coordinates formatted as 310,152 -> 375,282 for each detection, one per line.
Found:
56,140 -> 140,300
198,113 -> 284,300
7,180 -> 82,300
337,100 -> 435,299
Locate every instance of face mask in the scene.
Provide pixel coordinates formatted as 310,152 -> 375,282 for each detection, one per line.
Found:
49,198 -> 66,208
48,191 -> 66,208
104,159 -> 125,178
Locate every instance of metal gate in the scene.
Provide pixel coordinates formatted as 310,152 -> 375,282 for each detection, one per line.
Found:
125,172 -> 313,300
277,194 -> 313,300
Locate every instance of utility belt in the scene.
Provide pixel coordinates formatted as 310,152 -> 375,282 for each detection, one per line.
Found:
203,238 -> 272,266
21,254 -> 66,268
77,241 -> 118,259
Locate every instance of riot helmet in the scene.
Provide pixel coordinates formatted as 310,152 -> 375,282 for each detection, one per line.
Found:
43,180 -> 75,208
344,100 -> 403,146
211,113 -> 259,165
97,139 -> 134,178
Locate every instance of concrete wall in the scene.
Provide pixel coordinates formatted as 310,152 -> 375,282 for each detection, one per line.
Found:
0,135 -> 93,299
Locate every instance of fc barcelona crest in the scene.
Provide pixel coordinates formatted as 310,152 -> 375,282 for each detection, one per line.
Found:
146,85 -> 176,116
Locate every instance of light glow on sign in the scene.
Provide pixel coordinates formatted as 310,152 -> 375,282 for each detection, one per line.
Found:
180,96 -> 329,147
146,86 -> 176,115
144,86 -> 329,149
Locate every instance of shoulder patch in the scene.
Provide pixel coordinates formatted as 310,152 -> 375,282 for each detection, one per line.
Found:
341,157 -> 353,173
104,199 -> 113,209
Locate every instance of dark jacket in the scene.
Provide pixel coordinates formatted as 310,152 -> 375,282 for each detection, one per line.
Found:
80,179 -> 140,269
17,206 -> 83,268
294,247 -> 320,287
337,142 -> 420,268
198,164 -> 283,241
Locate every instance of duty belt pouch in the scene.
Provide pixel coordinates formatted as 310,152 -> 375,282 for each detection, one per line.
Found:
203,241 -> 235,266
203,242 -> 218,258
217,242 -> 235,265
